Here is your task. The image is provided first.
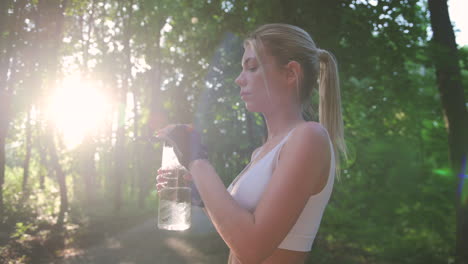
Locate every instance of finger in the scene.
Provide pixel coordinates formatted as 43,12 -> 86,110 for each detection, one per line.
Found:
186,124 -> 194,132
183,177 -> 192,187
156,183 -> 164,191
155,124 -> 177,137
157,168 -> 171,174
156,170 -> 173,177
156,175 -> 170,183
156,181 -> 168,190
182,172 -> 193,181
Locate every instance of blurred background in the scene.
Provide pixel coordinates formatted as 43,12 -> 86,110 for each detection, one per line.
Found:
0,0 -> 467,263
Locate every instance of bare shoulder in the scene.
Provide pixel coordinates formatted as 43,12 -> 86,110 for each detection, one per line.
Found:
287,121 -> 330,150
251,122 -> 332,254
251,146 -> 262,161
275,121 -> 331,171
279,121 -> 331,191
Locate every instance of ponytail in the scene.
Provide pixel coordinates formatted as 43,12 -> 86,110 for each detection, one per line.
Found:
317,49 -> 348,180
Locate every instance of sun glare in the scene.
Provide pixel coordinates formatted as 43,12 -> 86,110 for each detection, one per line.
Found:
46,74 -> 111,149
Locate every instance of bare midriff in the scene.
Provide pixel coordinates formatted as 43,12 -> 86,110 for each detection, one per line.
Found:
228,248 -> 308,264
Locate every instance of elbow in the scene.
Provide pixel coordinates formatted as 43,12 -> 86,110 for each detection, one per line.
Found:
231,240 -> 274,264
227,215 -> 276,263
233,252 -> 266,264
230,244 -> 258,264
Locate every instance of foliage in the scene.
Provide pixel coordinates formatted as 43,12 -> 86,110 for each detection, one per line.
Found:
0,0 -> 463,263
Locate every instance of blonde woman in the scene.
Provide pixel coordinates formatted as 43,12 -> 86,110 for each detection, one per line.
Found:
156,23 -> 347,264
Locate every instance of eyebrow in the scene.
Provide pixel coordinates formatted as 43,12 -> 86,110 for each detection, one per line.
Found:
242,57 -> 257,67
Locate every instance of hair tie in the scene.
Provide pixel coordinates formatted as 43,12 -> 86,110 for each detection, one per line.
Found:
318,49 -> 327,61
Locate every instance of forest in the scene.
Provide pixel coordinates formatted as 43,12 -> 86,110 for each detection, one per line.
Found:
0,0 -> 467,263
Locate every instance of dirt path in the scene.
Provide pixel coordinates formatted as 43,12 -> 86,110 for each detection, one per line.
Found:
54,207 -> 229,264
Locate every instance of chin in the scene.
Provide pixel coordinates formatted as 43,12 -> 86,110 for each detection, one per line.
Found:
244,102 -> 265,113
244,101 -> 254,112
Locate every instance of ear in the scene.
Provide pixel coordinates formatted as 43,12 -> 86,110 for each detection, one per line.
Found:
285,61 -> 302,88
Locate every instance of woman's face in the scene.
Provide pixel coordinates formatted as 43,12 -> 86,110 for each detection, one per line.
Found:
235,44 -> 288,113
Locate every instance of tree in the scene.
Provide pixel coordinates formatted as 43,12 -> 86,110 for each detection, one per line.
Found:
428,0 -> 468,263
0,0 -> 28,220
0,1 -> 459,262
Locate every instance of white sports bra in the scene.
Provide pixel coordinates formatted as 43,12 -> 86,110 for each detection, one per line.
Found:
227,126 -> 335,252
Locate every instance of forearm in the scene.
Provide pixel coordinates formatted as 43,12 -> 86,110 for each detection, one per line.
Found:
156,124 -> 268,261
189,159 -> 260,262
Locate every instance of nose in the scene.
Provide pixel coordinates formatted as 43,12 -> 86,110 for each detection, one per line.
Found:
235,72 -> 246,87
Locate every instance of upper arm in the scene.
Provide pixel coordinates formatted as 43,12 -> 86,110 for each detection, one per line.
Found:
203,148 -> 261,223
250,123 -> 331,260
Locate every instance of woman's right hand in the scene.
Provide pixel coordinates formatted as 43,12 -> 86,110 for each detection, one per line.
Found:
155,169 -> 169,192
155,168 -> 204,207
156,168 -> 192,192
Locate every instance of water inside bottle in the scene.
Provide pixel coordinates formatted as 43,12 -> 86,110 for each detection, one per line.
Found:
157,143 -> 192,231
158,187 -> 191,231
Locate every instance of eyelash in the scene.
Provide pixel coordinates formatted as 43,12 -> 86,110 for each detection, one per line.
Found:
247,66 -> 258,72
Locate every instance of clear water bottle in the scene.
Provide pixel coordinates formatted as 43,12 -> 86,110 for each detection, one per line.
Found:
157,143 -> 191,231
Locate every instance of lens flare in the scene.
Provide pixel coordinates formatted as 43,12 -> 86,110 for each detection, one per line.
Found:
45,73 -> 111,149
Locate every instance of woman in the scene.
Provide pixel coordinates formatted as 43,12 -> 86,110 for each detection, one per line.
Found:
156,23 -> 347,264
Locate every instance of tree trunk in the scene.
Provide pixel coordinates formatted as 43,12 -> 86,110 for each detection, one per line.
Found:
131,89 -> 139,201
114,114 -> 126,214
46,130 -> 69,226
126,0 -> 137,201
113,0 -> 134,213
0,92 -> 12,221
0,132 -> 6,219
79,137 -> 97,206
0,0 -> 26,220
147,15 -> 168,133
39,0 -> 69,226
21,107 -> 33,198
77,0 -> 98,209
36,129 -> 47,190
139,12 -> 167,208
428,1 -> 468,263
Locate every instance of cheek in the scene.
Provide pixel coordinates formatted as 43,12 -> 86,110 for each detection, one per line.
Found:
243,90 -> 272,113
250,73 -> 268,93
243,71 -> 281,111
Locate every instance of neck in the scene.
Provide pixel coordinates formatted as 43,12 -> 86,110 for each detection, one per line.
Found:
263,105 -> 305,142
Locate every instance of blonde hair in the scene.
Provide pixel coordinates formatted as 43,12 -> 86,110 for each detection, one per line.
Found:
245,23 -> 348,179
